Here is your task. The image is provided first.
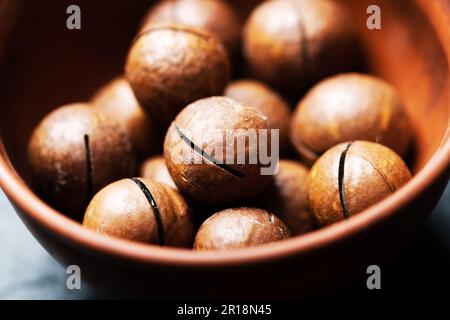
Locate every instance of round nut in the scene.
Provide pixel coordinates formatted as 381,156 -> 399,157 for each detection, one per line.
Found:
194,207 -> 290,250
126,25 -> 230,127
28,103 -> 136,218
164,96 -> 273,206
260,160 -> 315,235
243,0 -> 359,94
83,178 -> 194,247
141,0 -> 241,56
225,79 -> 291,154
307,141 -> 412,226
92,77 -> 162,158
290,73 -> 410,164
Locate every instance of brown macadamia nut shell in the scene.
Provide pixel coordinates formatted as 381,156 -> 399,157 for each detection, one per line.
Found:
243,0 -> 359,93
83,178 -> 194,247
290,73 -> 411,164
92,77 -> 162,158
164,97 -> 273,206
140,155 -> 176,189
225,79 -> 291,154
28,103 -> 136,218
194,207 -> 290,250
261,160 -> 315,235
141,0 -> 241,56
307,141 -> 412,226
126,25 -> 230,127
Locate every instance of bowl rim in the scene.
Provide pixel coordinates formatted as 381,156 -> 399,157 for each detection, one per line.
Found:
0,131 -> 449,267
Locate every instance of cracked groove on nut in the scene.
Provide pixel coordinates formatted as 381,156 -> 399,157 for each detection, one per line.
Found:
130,178 -> 165,246
354,154 -> 396,193
338,142 -> 352,219
84,134 -> 94,207
288,0 -> 314,87
174,124 -> 245,178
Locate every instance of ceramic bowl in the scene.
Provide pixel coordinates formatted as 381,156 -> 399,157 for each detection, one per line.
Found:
0,0 -> 449,298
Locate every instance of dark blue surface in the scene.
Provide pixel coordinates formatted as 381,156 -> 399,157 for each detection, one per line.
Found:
0,191 -> 100,299
0,183 -> 449,300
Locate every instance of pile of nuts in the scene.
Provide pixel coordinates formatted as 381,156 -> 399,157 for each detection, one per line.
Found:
27,0 -> 412,251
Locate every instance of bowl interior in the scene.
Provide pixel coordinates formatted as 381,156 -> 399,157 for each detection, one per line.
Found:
0,0 -> 449,223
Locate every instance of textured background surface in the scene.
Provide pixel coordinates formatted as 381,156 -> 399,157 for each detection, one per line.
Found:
0,183 -> 449,300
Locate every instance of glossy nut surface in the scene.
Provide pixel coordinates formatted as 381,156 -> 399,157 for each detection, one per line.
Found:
28,103 -> 136,218
92,77 -> 162,158
141,0 -> 241,56
194,207 -> 290,250
164,96 -> 272,206
140,155 -> 176,189
290,73 -> 411,164
308,141 -> 412,226
243,0 -> 359,94
261,160 -> 315,235
126,25 -> 230,127
83,178 -> 194,247
225,79 -> 291,154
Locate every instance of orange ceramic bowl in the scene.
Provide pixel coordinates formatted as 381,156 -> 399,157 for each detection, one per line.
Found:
0,0 -> 449,298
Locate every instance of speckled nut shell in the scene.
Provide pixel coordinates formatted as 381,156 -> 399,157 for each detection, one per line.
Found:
194,207 -> 290,250
140,155 -> 176,189
92,77 -> 162,158
164,96 -> 272,206
141,0 -> 241,56
260,160 -> 315,235
307,141 -> 412,226
125,24 -> 230,127
225,79 -> 291,154
243,0 -> 359,93
290,73 -> 411,164
28,103 -> 136,218
83,178 -> 194,247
